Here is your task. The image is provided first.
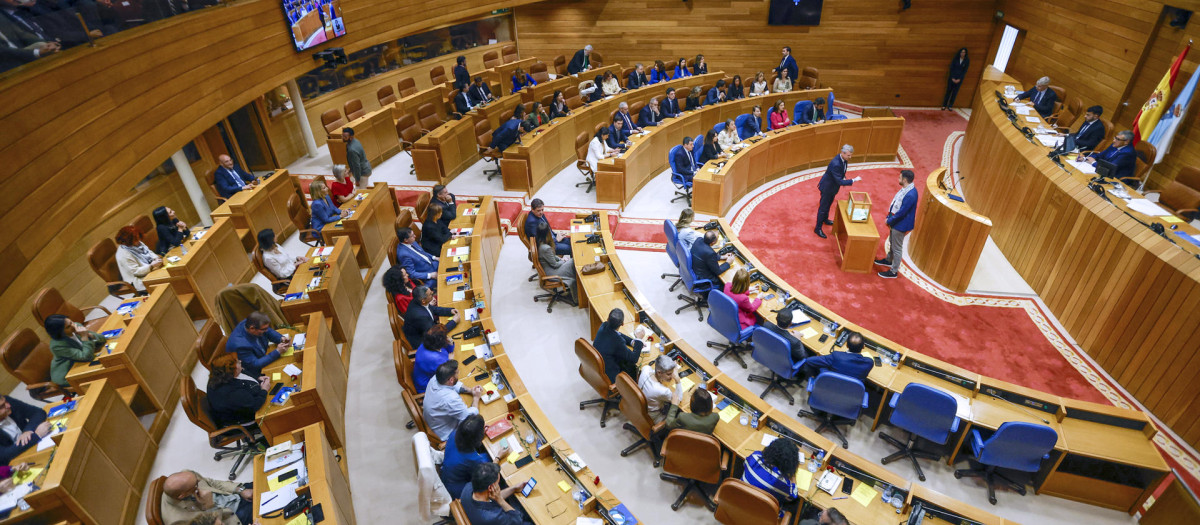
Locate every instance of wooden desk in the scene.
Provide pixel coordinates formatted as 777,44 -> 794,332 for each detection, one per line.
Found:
65,285 -> 196,440
833,199 -> 881,273
322,183 -> 398,279
487,57 -> 538,97
256,312 -> 348,450
412,114 -> 478,184
522,64 -> 623,105
253,423 -> 355,525
4,379 -> 156,525
327,106 -> 400,167
908,167 -> 992,292
281,237 -> 365,348
807,448 -> 913,525
143,217 -> 254,321
693,116 -> 904,216
211,170 -> 299,251
473,92 -> 524,133
392,84 -> 449,125
906,484 -> 1007,525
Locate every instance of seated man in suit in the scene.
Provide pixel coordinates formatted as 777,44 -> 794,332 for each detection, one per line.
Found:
213,154 -> 257,199
672,136 -> 698,183
567,45 -> 592,75
639,97 -> 663,128
161,469 -> 255,525
0,395 -> 49,464
737,106 -> 765,139
225,311 -> 289,378
423,361 -> 481,442
396,227 -> 439,286
615,101 -> 641,134
762,309 -> 812,363
661,88 -> 682,118
523,198 -> 571,255
1083,130 -> 1137,180
593,308 -> 643,383
490,105 -> 525,152
0,10 -> 59,73
405,285 -> 460,355
705,79 -> 728,105
797,97 -> 827,125
690,230 -> 733,287
627,63 -> 649,89
1015,76 -> 1058,118
453,80 -> 477,115
1070,105 -> 1105,152
798,331 -> 873,383
606,117 -> 631,149
469,76 -> 495,105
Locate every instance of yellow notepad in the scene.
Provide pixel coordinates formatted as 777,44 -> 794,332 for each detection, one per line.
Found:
851,482 -> 877,507
1161,215 -> 1184,223
718,405 -> 740,423
680,377 -> 695,392
799,327 -> 819,339
482,382 -> 498,393
461,343 -> 476,352
11,468 -> 42,485
273,373 -> 282,381
557,480 -> 572,493
285,515 -> 312,525
279,345 -> 295,357
507,452 -> 521,464
795,469 -> 813,491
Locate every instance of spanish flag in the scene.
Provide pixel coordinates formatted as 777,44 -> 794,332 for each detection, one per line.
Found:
1133,44 -> 1191,144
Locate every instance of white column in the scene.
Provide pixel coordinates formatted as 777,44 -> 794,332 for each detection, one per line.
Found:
172,149 -> 213,226
287,79 -> 320,158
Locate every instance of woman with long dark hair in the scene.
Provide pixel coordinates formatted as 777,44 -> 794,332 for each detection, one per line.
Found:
151,206 -> 187,255
943,47 -> 970,110
383,264 -> 416,314
44,314 -> 106,387
206,353 -> 270,428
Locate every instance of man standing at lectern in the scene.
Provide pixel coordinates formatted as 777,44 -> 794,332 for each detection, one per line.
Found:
876,170 -> 918,279
814,144 -> 861,238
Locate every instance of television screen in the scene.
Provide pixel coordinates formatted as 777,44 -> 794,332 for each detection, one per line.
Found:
283,0 -> 346,51
768,0 -> 824,26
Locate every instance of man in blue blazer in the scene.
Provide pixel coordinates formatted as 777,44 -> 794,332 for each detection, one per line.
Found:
490,105 -> 524,151
453,81 -> 476,115
737,106 -> 765,140
524,198 -> 570,255
798,332 -> 873,383
615,102 -> 641,134
774,46 -> 799,88
639,97 -> 663,127
1015,76 -> 1057,118
1084,130 -> 1137,181
706,79 -> 727,105
627,63 -> 649,89
0,395 -> 49,464
672,137 -> 698,184
396,227 -> 439,285
690,230 -> 732,287
1071,105 -> 1105,152
403,286 -> 459,350
814,145 -> 862,238
796,97 -> 826,125
661,88 -> 682,118
468,76 -> 494,106
876,170 -> 918,279
225,311 -> 288,378
213,154 -> 256,199
606,117 -> 631,149
453,56 -> 470,90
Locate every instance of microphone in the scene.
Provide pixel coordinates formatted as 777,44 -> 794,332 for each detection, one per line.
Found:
986,392 -> 1050,424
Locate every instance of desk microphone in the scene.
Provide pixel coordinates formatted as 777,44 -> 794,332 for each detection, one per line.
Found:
986,392 -> 1050,424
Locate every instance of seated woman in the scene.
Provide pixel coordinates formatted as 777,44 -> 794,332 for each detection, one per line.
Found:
309,178 -> 347,232
675,208 -> 699,253
773,68 -> 792,93
420,205 -> 453,257
768,99 -> 791,130
44,314 -> 106,388
672,57 -> 692,79
329,165 -> 355,205
638,355 -> 680,423
742,438 -> 801,508
548,90 -> 570,118
412,324 -> 453,394
685,86 -> 703,111
511,67 -> 537,93
383,265 -> 416,314
727,75 -> 745,100
750,71 -> 769,97
717,118 -> 740,151
151,206 -> 188,255
536,222 -> 577,303
724,268 -> 762,330
649,60 -> 670,84
586,75 -> 606,102
115,225 -> 162,292
258,228 -> 305,281
523,101 -> 550,132
441,414 -> 511,499
666,387 -> 719,434
600,70 -> 622,96
692,54 -> 708,75
206,353 -> 270,428
698,129 -> 728,164
586,127 -> 616,172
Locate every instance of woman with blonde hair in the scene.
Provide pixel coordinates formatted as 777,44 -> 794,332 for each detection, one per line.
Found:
674,208 -> 698,253
724,267 -> 761,329
750,71 -> 769,96
309,177 -> 346,232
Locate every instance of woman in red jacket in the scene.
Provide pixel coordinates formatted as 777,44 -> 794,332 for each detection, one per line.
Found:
723,268 -> 762,329
768,99 -> 790,131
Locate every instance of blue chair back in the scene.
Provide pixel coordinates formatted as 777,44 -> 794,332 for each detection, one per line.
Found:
707,290 -> 750,344
692,135 -> 705,164
751,327 -> 799,379
713,122 -> 726,135
793,100 -> 813,124
808,371 -> 868,420
828,92 -> 847,121
888,383 -> 959,444
735,114 -> 753,141
676,240 -> 710,295
669,144 -> 690,188
663,220 -> 680,269
977,422 -> 1058,472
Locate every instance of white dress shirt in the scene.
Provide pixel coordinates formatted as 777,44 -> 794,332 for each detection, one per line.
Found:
262,246 -> 299,278
587,136 -> 612,171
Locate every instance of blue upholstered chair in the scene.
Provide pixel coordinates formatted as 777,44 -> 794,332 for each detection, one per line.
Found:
712,122 -> 726,136
954,422 -> 1058,505
746,327 -> 803,404
827,92 -> 847,121
674,240 -> 711,321
879,383 -> 961,481
668,144 -> 692,205
692,134 -> 705,164
797,371 -> 869,448
705,290 -> 753,368
793,100 -> 814,125
662,220 -> 682,291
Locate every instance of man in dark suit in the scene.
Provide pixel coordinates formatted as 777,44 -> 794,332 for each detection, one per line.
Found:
737,106 -> 765,139
814,144 -> 861,238
661,88 -> 682,118
490,105 -> 524,151
1015,76 -> 1057,118
224,311 -> 289,379
0,10 -> 58,72
626,63 -> 649,89
432,184 -> 458,227
592,309 -> 642,383
524,198 -> 570,255
876,170 -> 918,279
468,76 -> 494,105
213,154 -> 257,199
639,97 -> 662,127
606,117 -> 630,149
567,45 -> 592,75
797,97 -> 826,125
396,227 -> 439,285
403,286 -> 459,350
774,46 -> 799,88
762,310 -> 812,363
0,395 -> 49,464
453,81 -> 476,115
690,230 -> 732,287
672,136 -> 697,183
615,102 -> 641,134
798,332 -> 874,383
1084,130 -> 1137,181
1071,105 -> 1105,152
453,55 -> 470,89
705,79 -> 727,105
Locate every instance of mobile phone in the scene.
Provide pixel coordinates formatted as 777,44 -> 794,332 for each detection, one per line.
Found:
269,383 -> 283,396
463,355 -> 478,365
521,478 -> 537,497
841,477 -> 853,495
447,266 -> 461,273
277,469 -> 298,482
514,455 -> 534,468
818,334 -> 829,343
874,357 -> 883,367
474,372 -> 489,382
679,369 -> 694,379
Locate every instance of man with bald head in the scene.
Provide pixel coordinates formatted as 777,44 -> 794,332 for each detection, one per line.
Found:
161,469 -> 254,525
213,154 -> 257,199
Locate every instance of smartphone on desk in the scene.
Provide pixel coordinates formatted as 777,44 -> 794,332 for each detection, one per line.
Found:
841,477 -> 853,495
521,478 -> 537,497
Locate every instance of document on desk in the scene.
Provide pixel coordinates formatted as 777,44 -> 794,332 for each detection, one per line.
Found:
1015,106 -> 1032,115
314,246 -> 334,257
1024,116 -> 1041,123
259,482 -> 298,515
0,483 -> 34,513
1126,199 -> 1172,217
282,364 -> 303,377
1036,135 -> 1064,148
1068,160 -> 1097,174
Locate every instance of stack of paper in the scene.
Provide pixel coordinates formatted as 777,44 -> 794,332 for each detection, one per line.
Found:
259,482 -> 298,515
314,247 -> 334,257
1126,199 -> 1172,217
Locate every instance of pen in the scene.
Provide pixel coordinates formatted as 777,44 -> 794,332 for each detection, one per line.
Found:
262,494 -> 278,506
833,496 -> 848,500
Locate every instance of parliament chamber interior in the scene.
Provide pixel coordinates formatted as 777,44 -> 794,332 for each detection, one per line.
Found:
5,0 -> 1200,523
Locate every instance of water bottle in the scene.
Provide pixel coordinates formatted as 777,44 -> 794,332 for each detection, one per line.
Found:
881,483 -> 893,503
806,454 -> 820,473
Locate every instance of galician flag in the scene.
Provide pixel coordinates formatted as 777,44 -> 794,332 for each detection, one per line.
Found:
1132,44 -> 1190,144
1147,65 -> 1200,163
